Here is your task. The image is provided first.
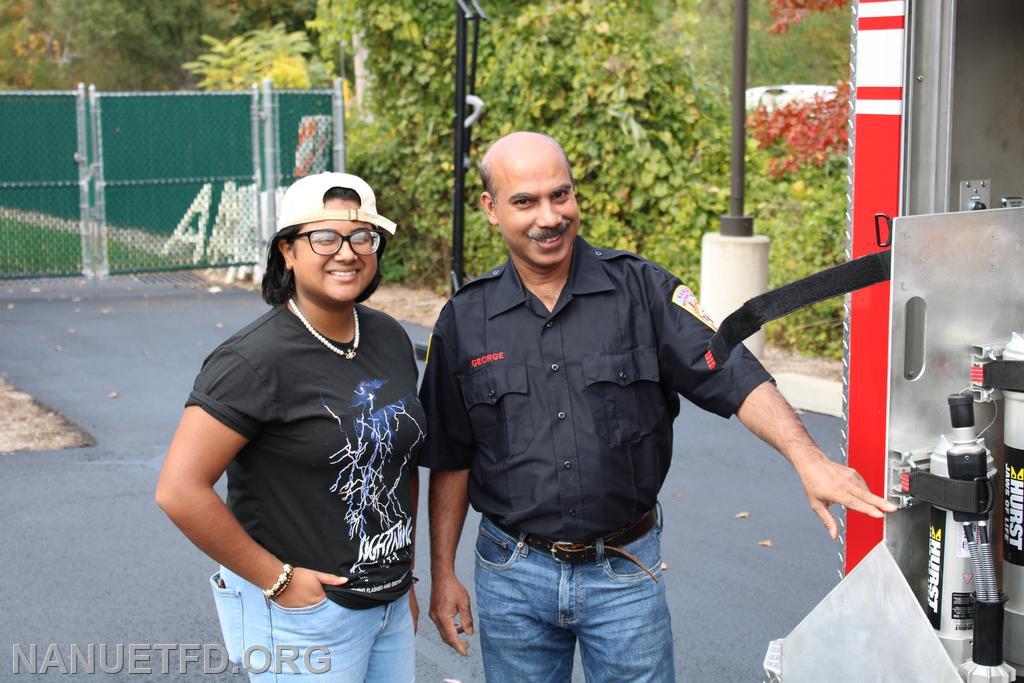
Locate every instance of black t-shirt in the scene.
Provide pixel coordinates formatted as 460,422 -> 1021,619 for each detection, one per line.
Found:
186,304 -> 424,609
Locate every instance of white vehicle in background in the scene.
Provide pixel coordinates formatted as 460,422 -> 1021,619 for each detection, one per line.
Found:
744,84 -> 837,111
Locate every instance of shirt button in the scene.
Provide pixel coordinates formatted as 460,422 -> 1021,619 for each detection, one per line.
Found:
557,411 -> 566,420
569,508 -> 577,517
619,371 -> 628,382
488,388 -> 496,398
544,321 -> 553,328
563,460 -> 572,470
551,363 -> 559,372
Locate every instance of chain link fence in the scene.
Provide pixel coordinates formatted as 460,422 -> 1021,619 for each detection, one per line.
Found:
0,90 -> 87,279
0,80 -> 345,280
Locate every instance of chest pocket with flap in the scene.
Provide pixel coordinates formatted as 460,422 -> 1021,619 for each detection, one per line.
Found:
459,361 -> 533,458
582,347 -> 663,444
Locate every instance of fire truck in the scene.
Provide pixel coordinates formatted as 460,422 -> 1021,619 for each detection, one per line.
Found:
757,1 -> 1024,680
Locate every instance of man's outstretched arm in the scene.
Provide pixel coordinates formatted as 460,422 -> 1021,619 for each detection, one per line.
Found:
736,381 -> 897,538
428,467 -> 474,656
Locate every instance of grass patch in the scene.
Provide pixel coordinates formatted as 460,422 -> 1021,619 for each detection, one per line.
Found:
1,218 -> 251,278
0,219 -> 82,278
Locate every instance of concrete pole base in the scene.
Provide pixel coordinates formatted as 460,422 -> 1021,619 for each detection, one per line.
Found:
699,232 -> 771,358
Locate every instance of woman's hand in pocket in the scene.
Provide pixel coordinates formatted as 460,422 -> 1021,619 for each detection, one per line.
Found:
273,567 -> 347,608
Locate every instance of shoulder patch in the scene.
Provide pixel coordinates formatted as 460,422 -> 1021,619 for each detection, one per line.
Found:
671,285 -> 717,330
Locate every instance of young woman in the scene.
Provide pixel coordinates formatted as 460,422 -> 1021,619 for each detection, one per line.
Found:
156,173 -> 423,682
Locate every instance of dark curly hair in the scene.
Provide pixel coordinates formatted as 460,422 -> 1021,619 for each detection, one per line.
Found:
261,187 -> 387,305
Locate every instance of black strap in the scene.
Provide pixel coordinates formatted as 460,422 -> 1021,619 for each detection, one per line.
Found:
707,250 -> 891,368
983,360 -> 1024,392
906,469 -> 994,515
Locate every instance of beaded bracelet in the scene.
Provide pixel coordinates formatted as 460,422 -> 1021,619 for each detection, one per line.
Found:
263,563 -> 295,599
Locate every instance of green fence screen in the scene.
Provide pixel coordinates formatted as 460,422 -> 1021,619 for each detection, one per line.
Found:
0,92 -> 84,279
1,86 -> 341,280
97,92 -> 257,275
276,91 -> 336,186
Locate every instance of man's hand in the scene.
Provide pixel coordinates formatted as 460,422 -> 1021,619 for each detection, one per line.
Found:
792,449 -> 897,539
429,574 -> 474,656
736,381 -> 897,539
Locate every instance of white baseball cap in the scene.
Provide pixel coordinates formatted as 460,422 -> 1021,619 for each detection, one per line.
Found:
276,172 -> 397,236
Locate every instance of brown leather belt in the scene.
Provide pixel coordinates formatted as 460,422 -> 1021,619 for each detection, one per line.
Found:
491,508 -> 658,568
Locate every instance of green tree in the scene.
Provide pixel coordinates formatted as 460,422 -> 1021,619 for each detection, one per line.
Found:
184,23 -> 332,90
694,0 -> 850,87
50,0 -> 227,90
0,0 -> 69,89
209,0 -> 318,35
312,0 -> 731,287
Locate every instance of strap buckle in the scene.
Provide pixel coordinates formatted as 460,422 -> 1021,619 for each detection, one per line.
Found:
550,540 -> 587,562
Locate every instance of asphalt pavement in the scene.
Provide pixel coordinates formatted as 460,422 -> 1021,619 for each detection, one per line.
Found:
0,275 -> 846,681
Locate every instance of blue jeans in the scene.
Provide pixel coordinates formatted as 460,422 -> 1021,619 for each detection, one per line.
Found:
474,515 -> 675,682
211,566 -> 414,682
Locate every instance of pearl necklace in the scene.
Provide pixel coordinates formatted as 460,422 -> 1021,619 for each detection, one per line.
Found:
288,298 -> 359,360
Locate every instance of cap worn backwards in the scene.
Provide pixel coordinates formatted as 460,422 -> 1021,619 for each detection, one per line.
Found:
276,172 -> 397,236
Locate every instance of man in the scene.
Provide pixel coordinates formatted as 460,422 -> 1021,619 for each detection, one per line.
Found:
417,131 -> 894,682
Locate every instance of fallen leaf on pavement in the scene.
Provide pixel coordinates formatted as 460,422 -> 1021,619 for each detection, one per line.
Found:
66,328 -> 76,335
735,512 -> 750,519
29,287 -> 40,293
53,345 -> 61,352
99,307 -> 112,314
215,322 -> 224,328
5,303 -> 13,310
108,391 -> 120,399
207,286 -> 223,294
758,539 -> 774,548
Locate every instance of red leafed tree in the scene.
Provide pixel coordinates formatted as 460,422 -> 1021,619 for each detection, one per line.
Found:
746,0 -> 851,177
768,0 -> 848,33
747,83 -> 850,177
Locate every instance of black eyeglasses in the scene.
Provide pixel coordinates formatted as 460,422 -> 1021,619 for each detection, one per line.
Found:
289,228 -> 382,256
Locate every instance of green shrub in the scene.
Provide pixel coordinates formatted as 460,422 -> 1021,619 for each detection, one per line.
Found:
315,0 -> 847,359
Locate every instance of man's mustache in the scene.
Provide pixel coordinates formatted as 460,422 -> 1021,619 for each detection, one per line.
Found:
528,219 -> 571,241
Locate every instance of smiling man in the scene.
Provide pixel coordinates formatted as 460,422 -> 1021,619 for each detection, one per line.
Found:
417,132 -> 894,682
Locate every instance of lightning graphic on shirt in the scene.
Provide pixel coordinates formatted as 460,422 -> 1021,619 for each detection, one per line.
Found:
322,379 -> 424,573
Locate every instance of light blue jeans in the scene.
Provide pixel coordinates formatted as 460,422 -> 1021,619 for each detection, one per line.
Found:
474,515 -> 675,682
211,566 -> 414,682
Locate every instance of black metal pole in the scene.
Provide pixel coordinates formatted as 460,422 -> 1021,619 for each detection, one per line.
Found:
452,0 -> 470,294
720,0 -> 753,237
462,11 -> 481,195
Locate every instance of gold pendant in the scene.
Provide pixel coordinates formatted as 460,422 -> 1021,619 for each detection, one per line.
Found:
345,349 -> 356,360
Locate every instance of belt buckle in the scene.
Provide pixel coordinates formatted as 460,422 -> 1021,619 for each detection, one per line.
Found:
550,540 -> 585,562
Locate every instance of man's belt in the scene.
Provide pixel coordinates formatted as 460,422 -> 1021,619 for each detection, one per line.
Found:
490,508 -> 658,579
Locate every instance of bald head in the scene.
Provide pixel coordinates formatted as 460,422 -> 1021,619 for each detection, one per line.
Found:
479,132 -> 575,201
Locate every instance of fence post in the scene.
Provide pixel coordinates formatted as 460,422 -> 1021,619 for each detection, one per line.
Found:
332,77 -> 346,173
88,85 -> 108,278
250,84 -> 265,281
261,78 -> 278,246
75,83 -> 94,279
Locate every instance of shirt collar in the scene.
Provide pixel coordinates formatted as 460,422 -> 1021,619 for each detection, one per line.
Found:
486,235 -> 615,319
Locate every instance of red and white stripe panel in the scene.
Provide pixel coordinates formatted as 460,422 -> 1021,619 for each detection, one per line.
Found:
845,0 -> 906,574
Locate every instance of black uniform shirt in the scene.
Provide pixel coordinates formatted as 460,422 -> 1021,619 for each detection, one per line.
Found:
418,236 -> 771,542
